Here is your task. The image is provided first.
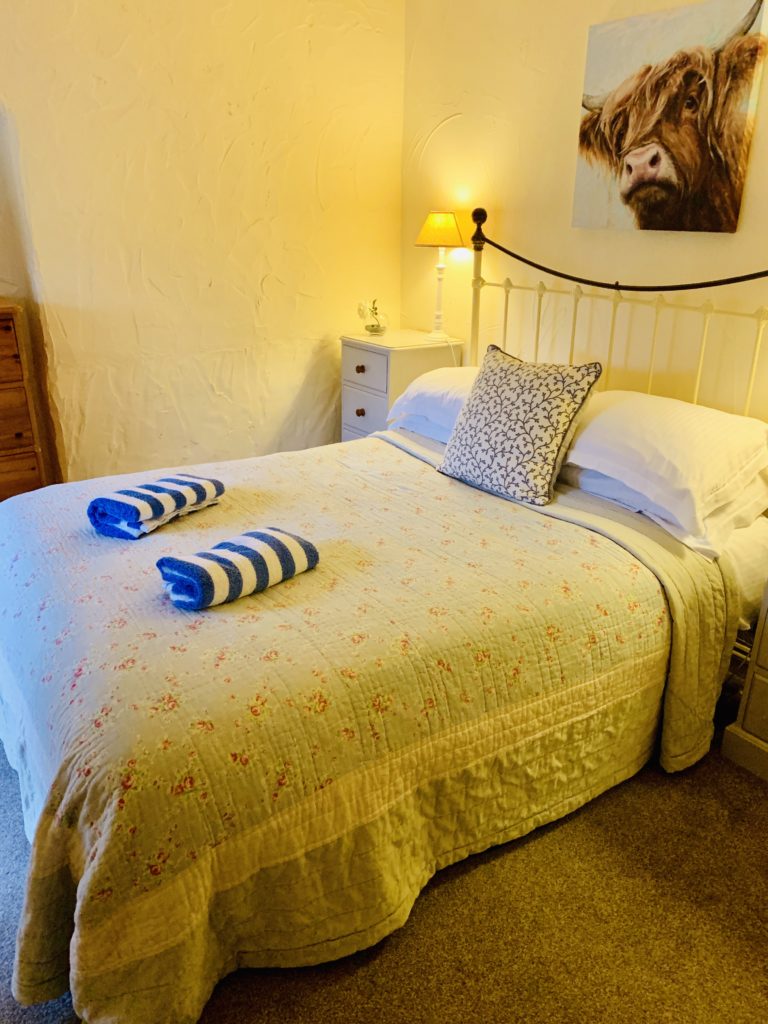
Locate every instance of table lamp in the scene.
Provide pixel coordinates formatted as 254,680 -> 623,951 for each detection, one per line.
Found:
415,211 -> 464,341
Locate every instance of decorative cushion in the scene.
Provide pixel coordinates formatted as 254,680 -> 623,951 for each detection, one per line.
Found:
438,345 -> 602,506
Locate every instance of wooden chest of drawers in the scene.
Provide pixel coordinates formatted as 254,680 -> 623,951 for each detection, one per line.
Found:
0,304 -> 49,500
340,331 -> 463,441
723,580 -> 768,781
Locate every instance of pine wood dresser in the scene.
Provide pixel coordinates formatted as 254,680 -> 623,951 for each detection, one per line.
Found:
0,302 -> 52,500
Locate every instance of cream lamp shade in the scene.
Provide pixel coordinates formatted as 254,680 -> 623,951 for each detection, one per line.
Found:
415,211 -> 464,248
415,212 -> 464,341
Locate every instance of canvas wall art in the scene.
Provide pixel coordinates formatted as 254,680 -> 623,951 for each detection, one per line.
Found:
573,0 -> 766,232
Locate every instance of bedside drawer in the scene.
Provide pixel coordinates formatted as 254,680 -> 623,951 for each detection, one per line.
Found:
0,387 -> 35,451
341,345 -> 388,393
743,668 -> 768,741
0,319 -> 23,385
341,426 -> 368,442
342,384 -> 389,433
754,622 -> 768,671
0,452 -> 41,500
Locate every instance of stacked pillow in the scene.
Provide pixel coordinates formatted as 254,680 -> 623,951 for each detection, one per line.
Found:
560,389 -> 768,558
386,351 -> 768,558
387,366 -> 479,443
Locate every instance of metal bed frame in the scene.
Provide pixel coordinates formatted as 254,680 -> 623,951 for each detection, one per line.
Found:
468,209 -> 768,418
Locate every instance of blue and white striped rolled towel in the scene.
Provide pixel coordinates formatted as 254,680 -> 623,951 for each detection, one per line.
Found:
87,473 -> 225,540
156,527 -> 319,610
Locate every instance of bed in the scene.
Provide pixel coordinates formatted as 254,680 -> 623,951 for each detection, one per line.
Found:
1,214 -> 766,1024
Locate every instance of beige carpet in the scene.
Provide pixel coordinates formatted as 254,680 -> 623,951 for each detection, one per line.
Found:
1,740 -> 766,1024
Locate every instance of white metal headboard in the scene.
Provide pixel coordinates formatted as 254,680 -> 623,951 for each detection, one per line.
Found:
468,215 -> 768,420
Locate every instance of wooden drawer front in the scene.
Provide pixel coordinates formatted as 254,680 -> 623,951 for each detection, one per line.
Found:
342,345 -> 388,393
342,384 -> 389,433
0,319 -> 23,385
341,425 -> 368,442
0,387 -> 34,451
743,669 -> 768,741
754,619 -> 768,671
0,451 -> 41,500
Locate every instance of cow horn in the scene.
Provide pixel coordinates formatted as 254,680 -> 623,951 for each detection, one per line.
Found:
719,0 -> 764,49
581,1 -> 763,111
582,92 -> 606,112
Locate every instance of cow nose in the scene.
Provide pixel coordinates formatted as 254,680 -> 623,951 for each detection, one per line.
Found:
624,144 -> 663,185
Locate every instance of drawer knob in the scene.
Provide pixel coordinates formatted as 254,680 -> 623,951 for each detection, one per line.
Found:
355,364 -> 366,374
0,324 -> 11,333
355,408 -> 365,417
14,431 -> 23,439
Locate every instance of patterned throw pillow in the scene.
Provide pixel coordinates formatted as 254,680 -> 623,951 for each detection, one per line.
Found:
438,345 -> 602,506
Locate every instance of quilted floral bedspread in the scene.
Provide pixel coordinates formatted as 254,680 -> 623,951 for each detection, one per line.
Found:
0,433 -> 737,1024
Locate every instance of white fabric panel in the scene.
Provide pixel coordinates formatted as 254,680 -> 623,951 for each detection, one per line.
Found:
723,515 -> 768,629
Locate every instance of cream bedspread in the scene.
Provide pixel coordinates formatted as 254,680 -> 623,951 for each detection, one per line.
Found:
0,433 -> 738,1024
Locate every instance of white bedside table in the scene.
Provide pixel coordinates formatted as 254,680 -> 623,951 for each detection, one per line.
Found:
723,581 -> 768,781
339,330 -> 463,441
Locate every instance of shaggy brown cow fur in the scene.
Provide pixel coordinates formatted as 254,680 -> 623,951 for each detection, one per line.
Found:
579,5 -> 766,232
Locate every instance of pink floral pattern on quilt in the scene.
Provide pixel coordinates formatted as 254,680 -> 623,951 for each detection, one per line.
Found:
0,436 -> 693,1023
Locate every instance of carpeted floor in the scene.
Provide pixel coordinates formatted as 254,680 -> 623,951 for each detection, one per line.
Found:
1,740 -> 766,1024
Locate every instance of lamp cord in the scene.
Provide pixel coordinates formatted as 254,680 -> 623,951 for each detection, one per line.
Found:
471,208 -> 768,293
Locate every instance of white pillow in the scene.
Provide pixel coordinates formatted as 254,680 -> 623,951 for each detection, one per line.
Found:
722,513 -> 768,628
565,390 -> 768,555
387,366 -> 478,441
386,413 -> 454,444
560,464 -> 768,558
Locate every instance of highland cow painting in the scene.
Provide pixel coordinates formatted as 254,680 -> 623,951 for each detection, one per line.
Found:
573,0 -> 766,232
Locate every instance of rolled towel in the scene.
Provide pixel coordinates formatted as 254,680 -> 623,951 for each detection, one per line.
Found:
156,527 -> 319,610
87,473 -> 225,540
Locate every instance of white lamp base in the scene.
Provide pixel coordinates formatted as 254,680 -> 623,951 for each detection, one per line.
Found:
429,246 -> 448,341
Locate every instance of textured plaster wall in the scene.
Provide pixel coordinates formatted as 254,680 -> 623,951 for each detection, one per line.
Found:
0,1 -> 404,480
5,0 -> 767,482
0,112 -> 28,300
401,0 -> 768,413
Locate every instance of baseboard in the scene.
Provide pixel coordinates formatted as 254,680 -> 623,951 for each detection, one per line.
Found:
722,723 -> 768,783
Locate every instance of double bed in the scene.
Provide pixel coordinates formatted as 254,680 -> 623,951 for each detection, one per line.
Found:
1,214 -> 766,1024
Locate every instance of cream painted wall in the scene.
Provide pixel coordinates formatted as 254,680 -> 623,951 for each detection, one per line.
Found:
401,0 -> 768,414
4,0 -> 767,484
0,1 -> 404,480
0,112 -> 28,301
